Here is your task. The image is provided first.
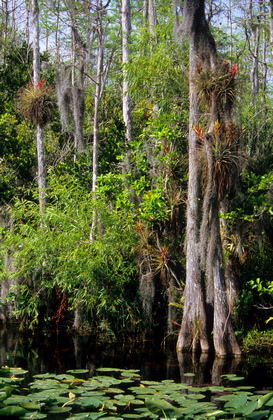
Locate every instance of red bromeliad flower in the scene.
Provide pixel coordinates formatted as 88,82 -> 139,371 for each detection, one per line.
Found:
136,222 -> 143,233
230,63 -> 238,79
194,125 -> 204,141
37,79 -> 46,90
163,145 -> 170,154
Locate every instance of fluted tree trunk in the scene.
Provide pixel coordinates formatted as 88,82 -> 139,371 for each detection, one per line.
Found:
176,0 -> 241,357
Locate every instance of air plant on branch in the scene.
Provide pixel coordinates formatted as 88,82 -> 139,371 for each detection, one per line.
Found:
18,79 -> 56,126
195,61 -> 238,111
200,121 -> 242,201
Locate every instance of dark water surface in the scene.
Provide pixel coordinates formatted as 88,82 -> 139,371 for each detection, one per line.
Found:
1,328 -> 273,388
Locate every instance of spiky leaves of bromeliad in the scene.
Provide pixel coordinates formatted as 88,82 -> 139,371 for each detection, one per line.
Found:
195,61 -> 237,113
18,79 -> 56,126
202,122 -> 242,201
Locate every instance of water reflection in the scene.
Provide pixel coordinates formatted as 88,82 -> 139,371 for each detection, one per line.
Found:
1,327 -> 273,388
177,352 -> 242,385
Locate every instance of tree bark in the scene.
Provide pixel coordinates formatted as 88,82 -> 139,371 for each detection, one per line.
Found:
269,0 -> 273,62
248,0 -> 260,98
32,0 -> 46,213
92,1 -> 104,193
177,0 -> 241,357
121,0 -> 133,151
143,0 -> 156,37
68,0 -> 86,154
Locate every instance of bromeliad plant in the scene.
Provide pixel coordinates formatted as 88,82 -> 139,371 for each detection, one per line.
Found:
17,79 -> 56,126
1,367 -> 273,419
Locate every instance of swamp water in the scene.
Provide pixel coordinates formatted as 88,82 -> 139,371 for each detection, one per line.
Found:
0,329 -> 273,419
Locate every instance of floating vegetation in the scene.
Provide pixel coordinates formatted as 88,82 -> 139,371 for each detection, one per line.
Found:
0,366 -> 272,419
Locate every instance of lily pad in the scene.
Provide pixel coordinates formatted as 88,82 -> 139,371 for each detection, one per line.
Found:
33,373 -> 57,379
8,368 -> 28,376
145,396 -> 183,419
79,397 -> 104,408
96,368 -> 122,373
29,379 -> 60,389
48,406 -> 72,413
69,412 -> 107,420
105,387 -> 124,394
67,369 -> 89,374
19,413 -> 47,419
55,374 -> 75,381
186,393 -> 206,400
0,405 -> 27,416
19,402 -> 41,410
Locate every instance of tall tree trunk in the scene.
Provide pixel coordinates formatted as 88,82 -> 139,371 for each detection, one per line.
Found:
90,0 -> 105,243
269,0 -> 273,62
248,0 -> 260,98
143,0 -> 156,37
176,0 -> 241,357
121,0 -> 133,170
32,0 -> 46,213
68,0 -> 86,154
92,1 -> 104,193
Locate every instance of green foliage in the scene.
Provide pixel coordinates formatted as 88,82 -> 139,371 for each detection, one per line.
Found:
0,41 -> 32,108
243,330 -> 273,354
2,171 -> 139,333
127,32 -> 188,112
0,114 -> 36,202
139,188 -> 170,224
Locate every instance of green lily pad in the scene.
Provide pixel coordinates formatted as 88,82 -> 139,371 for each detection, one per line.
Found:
67,369 -> 89,374
55,374 -> 75,381
247,410 -> 270,420
186,393 -> 206,400
145,396 -> 183,419
228,376 -> 245,382
69,412 -> 107,419
33,373 -> 57,379
0,377 -> 24,384
99,417 -> 123,420
130,399 -> 145,405
19,413 -> 47,419
80,397 -> 104,408
81,391 -> 107,397
128,386 -> 156,395
101,400 -> 117,411
5,396 -> 34,405
120,373 -> 140,378
9,368 -> 28,376
214,394 -> 234,402
48,406 -> 72,413
105,387 -> 124,394
114,394 -> 134,401
224,392 -> 248,409
140,381 -> 159,386
0,405 -> 27,416
29,379 -> 60,389
19,402 -> 41,410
